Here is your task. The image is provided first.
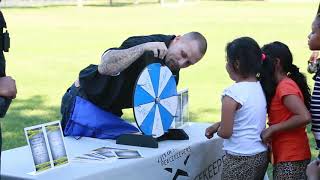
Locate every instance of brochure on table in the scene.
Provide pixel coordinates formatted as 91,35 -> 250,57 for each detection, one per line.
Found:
171,88 -> 189,129
72,146 -> 143,163
24,121 -> 69,175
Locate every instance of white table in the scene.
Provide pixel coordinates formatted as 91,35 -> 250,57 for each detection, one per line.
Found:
1,122 -> 225,180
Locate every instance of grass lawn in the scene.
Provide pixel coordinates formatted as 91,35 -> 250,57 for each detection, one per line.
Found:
1,0 -> 319,178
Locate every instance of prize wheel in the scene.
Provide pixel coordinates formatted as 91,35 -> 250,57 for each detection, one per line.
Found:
133,63 -> 178,138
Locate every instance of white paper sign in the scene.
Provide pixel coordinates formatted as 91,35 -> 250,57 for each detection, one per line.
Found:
172,88 -> 189,128
24,121 -> 68,174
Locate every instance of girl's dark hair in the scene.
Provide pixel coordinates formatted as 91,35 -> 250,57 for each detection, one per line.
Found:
261,41 -> 311,110
259,56 -> 276,111
226,37 -> 262,78
226,37 -> 275,109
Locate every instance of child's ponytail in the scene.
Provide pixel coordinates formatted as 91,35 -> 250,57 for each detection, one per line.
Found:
259,54 -> 276,111
262,41 -> 311,110
288,64 -> 311,110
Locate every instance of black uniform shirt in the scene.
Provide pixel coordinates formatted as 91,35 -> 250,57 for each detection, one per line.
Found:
78,34 -> 179,116
0,11 -> 6,76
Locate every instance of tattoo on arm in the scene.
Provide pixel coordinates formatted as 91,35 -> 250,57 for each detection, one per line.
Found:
98,44 -> 145,75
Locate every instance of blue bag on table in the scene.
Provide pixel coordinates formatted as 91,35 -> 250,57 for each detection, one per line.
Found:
64,96 -> 139,139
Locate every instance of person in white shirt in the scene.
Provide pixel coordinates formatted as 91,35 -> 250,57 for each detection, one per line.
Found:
205,37 -> 273,180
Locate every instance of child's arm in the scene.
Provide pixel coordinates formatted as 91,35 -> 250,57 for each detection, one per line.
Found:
217,96 -> 238,139
261,94 -> 311,143
205,122 -> 220,139
306,159 -> 320,180
307,51 -> 319,74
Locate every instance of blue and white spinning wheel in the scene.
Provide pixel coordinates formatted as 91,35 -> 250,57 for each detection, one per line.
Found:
133,63 -> 178,138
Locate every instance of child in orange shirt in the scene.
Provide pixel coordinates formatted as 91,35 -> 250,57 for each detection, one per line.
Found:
260,42 -> 311,179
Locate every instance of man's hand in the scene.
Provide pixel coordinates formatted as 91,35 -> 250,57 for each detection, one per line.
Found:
0,76 -> 16,99
142,42 -> 168,59
205,122 -> 220,139
306,159 -> 320,180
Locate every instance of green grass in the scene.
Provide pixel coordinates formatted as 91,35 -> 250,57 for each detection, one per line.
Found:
1,1 -> 319,178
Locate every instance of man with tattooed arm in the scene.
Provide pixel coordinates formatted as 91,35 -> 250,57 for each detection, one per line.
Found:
60,32 -> 207,138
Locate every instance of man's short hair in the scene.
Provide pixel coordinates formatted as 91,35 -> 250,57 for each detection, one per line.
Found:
183,32 -> 207,56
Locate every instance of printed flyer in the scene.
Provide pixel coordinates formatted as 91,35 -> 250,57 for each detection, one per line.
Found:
24,121 -> 68,174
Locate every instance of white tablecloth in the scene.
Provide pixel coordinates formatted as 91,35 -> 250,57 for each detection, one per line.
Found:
1,122 -> 225,180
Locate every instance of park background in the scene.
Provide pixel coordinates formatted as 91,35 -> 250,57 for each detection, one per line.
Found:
0,0 -> 319,178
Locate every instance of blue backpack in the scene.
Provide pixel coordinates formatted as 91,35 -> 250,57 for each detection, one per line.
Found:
64,96 -> 139,139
